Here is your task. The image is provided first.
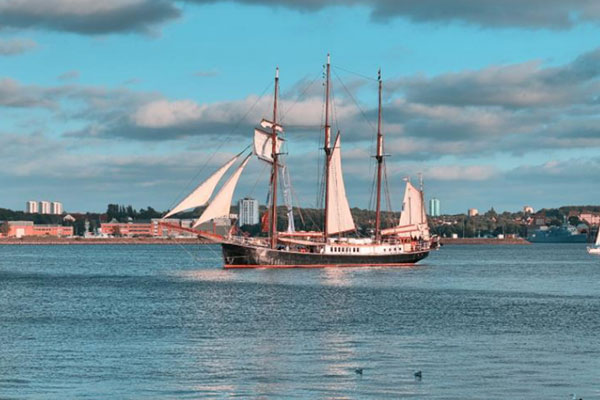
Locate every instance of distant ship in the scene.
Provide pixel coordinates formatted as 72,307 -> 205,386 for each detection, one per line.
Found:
527,224 -> 587,243
161,55 -> 439,268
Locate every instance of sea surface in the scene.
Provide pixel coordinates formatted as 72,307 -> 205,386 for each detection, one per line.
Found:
1,244 -> 599,399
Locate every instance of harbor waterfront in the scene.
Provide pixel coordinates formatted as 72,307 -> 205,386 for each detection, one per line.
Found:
1,244 -> 599,399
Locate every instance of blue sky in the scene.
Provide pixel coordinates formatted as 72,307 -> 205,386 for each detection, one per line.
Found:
2,0 -> 600,215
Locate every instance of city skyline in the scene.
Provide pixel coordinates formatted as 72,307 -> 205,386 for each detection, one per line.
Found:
2,1 -> 600,214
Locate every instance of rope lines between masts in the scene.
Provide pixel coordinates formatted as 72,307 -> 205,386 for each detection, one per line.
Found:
332,69 -> 379,188
278,71 -> 322,125
165,80 -> 273,214
333,64 -> 379,83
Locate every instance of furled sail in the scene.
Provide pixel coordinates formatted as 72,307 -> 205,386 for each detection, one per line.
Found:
192,155 -> 251,228
254,127 -> 284,163
326,133 -> 356,235
163,155 -> 239,219
260,118 -> 283,132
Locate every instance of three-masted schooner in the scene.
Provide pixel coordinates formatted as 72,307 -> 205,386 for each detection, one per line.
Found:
162,55 -> 438,268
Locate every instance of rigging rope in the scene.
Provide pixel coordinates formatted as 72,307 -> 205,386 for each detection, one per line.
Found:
165,80 -> 273,214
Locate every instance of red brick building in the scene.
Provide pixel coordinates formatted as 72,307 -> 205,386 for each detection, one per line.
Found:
0,221 -> 73,238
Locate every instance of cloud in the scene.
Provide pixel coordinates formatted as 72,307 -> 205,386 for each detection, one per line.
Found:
0,0 -> 180,35
3,46 -> 600,163
0,78 -> 55,108
2,0 -> 600,36
0,38 -> 37,55
180,0 -> 600,30
57,70 -> 80,81
132,99 -> 203,128
390,49 -> 600,109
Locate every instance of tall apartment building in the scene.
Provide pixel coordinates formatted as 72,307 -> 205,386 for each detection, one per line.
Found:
26,200 -> 38,214
428,198 -> 441,217
238,197 -> 259,226
51,201 -> 63,215
39,201 -> 51,214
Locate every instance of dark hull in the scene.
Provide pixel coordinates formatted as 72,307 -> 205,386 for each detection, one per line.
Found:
221,242 -> 430,268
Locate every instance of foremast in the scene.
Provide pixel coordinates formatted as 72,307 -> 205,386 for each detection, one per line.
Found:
269,68 -> 280,249
323,53 -> 332,242
374,69 -> 384,243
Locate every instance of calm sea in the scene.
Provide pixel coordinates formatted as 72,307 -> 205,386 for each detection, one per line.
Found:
1,244 -> 599,399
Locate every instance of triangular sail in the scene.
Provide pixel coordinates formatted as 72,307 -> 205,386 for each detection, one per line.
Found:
398,181 -> 426,227
163,155 -> 239,219
326,133 -> 356,235
192,155 -> 251,228
384,180 -> 429,239
254,127 -> 284,163
595,230 -> 600,246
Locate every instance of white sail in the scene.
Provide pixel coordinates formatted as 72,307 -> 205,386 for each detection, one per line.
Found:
163,155 -> 239,219
254,127 -> 284,163
326,133 -> 356,235
193,155 -> 251,228
394,181 -> 429,239
595,229 -> 600,246
399,181 -> 426,226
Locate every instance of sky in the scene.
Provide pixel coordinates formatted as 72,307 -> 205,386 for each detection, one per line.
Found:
2,0 -> 600,215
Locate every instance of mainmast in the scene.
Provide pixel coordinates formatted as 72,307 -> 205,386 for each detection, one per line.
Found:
323,53 -> 331,240
374,69 -> 384,242
270,68 -> 279,249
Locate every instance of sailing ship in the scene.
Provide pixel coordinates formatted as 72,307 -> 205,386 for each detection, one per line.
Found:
587,229 -> 600,254
162,55 -> 438,268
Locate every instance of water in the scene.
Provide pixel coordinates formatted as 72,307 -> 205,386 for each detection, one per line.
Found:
1,244 -> 599,399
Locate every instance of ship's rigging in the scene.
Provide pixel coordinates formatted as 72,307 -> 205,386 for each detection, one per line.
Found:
160,54 -> 438,268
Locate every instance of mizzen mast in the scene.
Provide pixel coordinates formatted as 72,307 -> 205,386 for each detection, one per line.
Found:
374,69 -> 384,242
269,68 -> 280,249
323,53 -> 332,241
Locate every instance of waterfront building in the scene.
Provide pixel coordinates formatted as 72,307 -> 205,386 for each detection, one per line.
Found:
429,198 -> 441,217
238,197 -> 259,226
0,221 -> 73,238
26,201 -> 38,214
51,201 -> 63,215
100,219 -> 216,238
468,208 -> 479,217
100,222 -> 154,237
39,201 -> 51,214
523,205 -> 534,214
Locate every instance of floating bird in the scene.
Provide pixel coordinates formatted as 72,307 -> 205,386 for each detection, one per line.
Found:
414,370 -> 422,380
355,368 -> 363,375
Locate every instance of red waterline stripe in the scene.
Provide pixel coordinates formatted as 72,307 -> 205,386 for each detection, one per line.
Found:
223,263 -> 417,269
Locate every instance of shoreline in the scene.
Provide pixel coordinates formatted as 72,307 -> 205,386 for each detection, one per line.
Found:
0,236 -> 531,246
0,237 -> 210,245
440,237 -> 530,245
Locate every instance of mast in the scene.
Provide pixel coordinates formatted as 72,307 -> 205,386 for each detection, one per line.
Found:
323,53 -> 331,240
374,69 -> 383,242
270,68 -> 279,249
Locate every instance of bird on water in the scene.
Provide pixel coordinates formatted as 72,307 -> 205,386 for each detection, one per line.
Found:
414,370 -> 422,380
354,368 -> 363,375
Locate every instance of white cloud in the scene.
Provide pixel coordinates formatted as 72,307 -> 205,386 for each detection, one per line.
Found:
0,38 -> 37,55
132,99 -> 203,128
